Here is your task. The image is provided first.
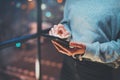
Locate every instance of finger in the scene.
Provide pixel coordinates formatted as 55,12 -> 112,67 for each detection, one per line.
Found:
52,42 -> 72,56
51,27 -> 55,35
52,41 -> 72,56
58,27 -> 66,32
54,25 -> 58,30
64,31 -> 70,38
52,41 -> 69,52
49,30 -> 52,35
52,41 -> 67,53
70,42 -> 83,48
50,25 -> 57,36
53,25 -> 64,38
53,25 -> 58,34
53,42 -> 67,53
58,28 -> 68,38
57,24 -> 70,38
58,24 -> 64,27
57,24 -> 66,32
54,44 -> 72,56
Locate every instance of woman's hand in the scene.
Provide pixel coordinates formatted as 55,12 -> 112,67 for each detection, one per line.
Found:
52,41 -> 86,56
49,24 -> 70,39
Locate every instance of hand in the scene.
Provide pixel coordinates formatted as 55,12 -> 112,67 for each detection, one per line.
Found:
52,40 -> 86,56
49,24 -> 70,39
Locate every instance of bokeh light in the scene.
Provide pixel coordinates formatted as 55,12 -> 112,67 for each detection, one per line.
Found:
57,0 -> 63,3
41,3 -> 46,10
21,4 -> 27,10
45,11 -> 52,17
16,42 -> 21,48
28,0 -> 33,2
16,2 -> 21,8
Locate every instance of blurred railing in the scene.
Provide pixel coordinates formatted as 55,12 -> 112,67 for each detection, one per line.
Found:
0,28 -> 50,50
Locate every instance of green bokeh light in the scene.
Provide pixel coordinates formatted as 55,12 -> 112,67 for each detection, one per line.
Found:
16,42 -> 21,47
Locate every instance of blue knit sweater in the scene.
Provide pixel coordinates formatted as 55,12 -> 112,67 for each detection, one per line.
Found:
61,0 -> 120,68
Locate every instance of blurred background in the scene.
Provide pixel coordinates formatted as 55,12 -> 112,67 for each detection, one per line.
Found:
0,0 -> 120,80
0,0 -> 64,80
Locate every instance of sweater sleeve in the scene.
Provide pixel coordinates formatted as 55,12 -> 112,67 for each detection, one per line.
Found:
60,0 -> 71,33
83,13 -> 120,64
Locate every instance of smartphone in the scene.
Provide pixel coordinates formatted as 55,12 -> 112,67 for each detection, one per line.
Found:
42,34 -> 70,48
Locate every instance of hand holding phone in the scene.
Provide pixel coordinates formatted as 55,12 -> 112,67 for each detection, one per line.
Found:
47,24 -> 86,57
51,39 -> 86,57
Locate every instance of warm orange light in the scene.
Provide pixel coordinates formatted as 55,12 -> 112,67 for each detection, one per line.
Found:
57,0 -> 63,3
28,0 -> 32,2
